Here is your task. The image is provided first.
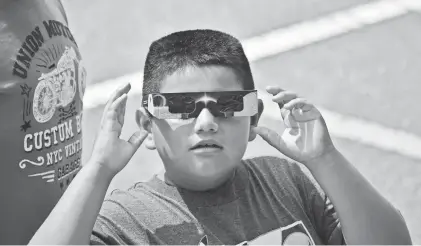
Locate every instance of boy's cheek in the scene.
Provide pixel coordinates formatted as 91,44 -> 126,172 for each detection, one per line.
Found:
153,118 -> 194,131
225,116 -> 251,128
165,118 -> 195,130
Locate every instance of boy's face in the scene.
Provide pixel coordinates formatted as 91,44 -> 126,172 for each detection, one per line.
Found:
137,66 -> 262,191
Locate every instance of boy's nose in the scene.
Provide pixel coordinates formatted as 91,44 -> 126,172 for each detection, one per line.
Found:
194,108 -> 218,133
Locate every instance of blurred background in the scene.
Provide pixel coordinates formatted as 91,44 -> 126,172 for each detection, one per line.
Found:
62,0 -> 421,243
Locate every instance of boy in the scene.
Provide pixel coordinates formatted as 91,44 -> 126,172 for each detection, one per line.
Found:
30,30 -> 411,245
0,0 -> 86,244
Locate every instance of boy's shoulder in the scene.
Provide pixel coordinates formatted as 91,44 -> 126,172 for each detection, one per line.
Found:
242,155 -> 320,194
243,155 -> 310,180
93,180 -> 171,237
92,183 -> 161,244
101,180 -> 161,212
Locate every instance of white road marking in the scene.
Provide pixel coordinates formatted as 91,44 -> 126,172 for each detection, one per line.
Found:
400,0 -> 421,12
243,0 -> 410,62
83,0 -> 421,159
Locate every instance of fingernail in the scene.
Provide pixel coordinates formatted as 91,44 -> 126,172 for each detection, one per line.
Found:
289,129 -> 299,136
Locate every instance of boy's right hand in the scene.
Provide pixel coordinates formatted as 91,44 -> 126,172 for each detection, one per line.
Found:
89,82 -> 148,178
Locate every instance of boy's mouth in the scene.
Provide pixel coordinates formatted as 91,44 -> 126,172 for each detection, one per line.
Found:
189,139 -> 223,151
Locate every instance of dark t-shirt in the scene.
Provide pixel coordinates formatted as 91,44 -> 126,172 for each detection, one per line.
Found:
90,156 -> 345,245
0,0 -> 86,244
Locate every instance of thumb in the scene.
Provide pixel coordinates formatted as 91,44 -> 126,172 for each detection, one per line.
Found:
252,126 -> 283,151
127,130 -> 148,151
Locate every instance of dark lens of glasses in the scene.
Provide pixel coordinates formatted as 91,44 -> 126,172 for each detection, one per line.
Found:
167,95 -> 196,114
217,94 -> 244,112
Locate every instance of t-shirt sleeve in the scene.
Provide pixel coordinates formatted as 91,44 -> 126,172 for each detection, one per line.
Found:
90,220 -> 150,245
90,216 -> 124,245
89,200 -> 150,245
294,165 -> 346,245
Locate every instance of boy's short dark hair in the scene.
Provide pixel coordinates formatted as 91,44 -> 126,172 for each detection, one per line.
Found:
142,29 -> 255,95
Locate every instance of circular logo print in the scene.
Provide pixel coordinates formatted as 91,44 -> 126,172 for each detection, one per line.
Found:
283,232 -> 312,245
33,79 -> 56,123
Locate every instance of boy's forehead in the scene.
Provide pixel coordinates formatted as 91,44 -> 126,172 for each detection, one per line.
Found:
159,66 -> 243,93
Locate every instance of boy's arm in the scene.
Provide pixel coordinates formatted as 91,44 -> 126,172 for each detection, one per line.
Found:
29,163 -> 114,245
29,83 -> 147,244
253,86 -> 412,245
307,149 -> 411,245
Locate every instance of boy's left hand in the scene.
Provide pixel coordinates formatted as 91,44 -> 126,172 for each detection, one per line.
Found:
253,86 -> 336,166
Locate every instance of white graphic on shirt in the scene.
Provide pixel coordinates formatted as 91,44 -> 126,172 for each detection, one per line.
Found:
77,59 -> 87,100
247,227 -> 282,245
27,170 -> 55,183
246,220 -> 315,245
19,157 -> 55,183
280,221 -> 315,245
195,220 -> 314,245
18,156 -> 45,169
33,46 -> 80,123
33,79 -> 56,123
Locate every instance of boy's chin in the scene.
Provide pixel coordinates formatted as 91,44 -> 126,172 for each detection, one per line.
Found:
167,167 -> 237,192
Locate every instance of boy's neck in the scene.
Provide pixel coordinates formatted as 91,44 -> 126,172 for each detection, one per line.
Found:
150,162 -> 250,207
157,168 -> 238,192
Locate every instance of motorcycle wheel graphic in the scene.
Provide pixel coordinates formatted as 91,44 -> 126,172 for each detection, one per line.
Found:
33,79 -> 57,123
76,59 -> 87,101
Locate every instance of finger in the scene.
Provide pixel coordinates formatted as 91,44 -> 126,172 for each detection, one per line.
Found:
272,91 -> 298,108
101,83 -> 131,124
291,107 -> 321,122
110,93 -> 128,120
283,110 -> 300,136
109,92 -> 128,110
127,130 -> 149,150
283,98 -> 308,110
266,86 -> 284,96
109,82 -> 131,104
252,126 -> 284,151
118,95 -> 127,126
301,103 -> 313,112
280,108 -> 289,121
104,93 -> 128,130
104,83 -> 131,113
284,98 -> 321,122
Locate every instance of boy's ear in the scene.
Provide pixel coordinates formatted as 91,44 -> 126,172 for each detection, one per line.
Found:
135,108 -> 156,150
249,99 -> 264,141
